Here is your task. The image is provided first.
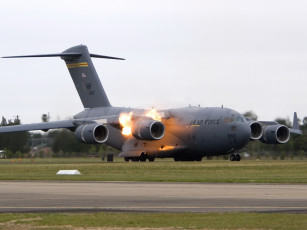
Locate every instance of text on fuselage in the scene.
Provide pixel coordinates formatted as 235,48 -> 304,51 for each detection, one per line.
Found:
190,119 -> 220,126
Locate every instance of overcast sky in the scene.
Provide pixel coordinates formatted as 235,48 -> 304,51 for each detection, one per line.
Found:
0,0 -> 307,124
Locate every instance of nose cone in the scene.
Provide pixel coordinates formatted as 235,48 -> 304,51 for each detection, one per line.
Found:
236,123 -> 251,148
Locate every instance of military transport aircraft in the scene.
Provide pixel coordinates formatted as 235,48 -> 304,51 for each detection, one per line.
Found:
0,45 -> 302,161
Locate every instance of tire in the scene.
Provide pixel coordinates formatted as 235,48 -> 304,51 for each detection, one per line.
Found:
148,157 -> 155,162
230,154 -> 236,161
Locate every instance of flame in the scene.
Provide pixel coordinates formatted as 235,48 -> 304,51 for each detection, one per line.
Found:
159,145 -> 175,151
119,109 -> 161,136
119,112 -> 133,136
146,109 -> 161,121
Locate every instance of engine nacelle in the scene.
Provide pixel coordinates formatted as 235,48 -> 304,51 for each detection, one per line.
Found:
75,124 -> 109,144
250,121 -> 263,140
132,120 -> 165,140
260,125 -> 290,144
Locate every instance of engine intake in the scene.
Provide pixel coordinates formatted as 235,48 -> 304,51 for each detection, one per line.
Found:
75,124 -> 109,144
250,121 -> 263,140
260,125 -> 290,144
132,120 -> 165,140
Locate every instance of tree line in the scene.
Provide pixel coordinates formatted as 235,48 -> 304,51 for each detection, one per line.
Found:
0,116 -> 30,157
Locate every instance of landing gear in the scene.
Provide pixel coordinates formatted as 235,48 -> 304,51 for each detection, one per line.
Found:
130,157 -> 140,162
140,153 -> 147,162
230,153 -> 241,161
124,153 -> 155,162
148,157 -> 155,162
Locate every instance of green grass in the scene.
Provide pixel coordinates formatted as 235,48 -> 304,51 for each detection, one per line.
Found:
0,212 -> 307,230
0,158 -> 307,183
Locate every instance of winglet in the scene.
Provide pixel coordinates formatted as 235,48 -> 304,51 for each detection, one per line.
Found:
290,112 -> 302,135
293,112 -> 299,130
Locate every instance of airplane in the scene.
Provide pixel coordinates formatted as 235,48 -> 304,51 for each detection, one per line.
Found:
0,45 -> 302,162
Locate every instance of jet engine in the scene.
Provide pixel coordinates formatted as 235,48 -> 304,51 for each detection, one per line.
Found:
249,121 -> 263,140
260,125 -> 290,144
132,120 -> 165,140
75,123 -> 109,144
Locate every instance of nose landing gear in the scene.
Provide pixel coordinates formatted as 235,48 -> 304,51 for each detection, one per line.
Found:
230,153 -> 241,161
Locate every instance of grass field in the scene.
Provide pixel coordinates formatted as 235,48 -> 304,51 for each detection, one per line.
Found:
1,212 -> 307,230
0,158 -> 307,183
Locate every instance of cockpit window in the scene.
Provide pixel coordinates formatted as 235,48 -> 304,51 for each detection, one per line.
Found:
235,114 -> 246,122
223,112 -> 246,124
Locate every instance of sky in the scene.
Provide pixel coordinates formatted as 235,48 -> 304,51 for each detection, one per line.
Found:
0,0 -> 307,124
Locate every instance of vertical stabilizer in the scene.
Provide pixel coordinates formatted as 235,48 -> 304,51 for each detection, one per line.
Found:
61,45 -> 111,108
2,45 -> 124,108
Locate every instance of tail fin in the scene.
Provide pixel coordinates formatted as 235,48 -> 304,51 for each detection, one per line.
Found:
3,45 -> 124,108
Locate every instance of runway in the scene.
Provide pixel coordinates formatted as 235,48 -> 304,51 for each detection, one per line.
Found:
0,181 -> 307,213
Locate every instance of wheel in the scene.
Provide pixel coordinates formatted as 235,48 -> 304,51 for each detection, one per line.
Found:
148,157 -> 155,162
140,153 -> 147,162
131,157 -> 140,162
230,154 -> 236,161
140,157 -> 146,162
235,154 -> 241,161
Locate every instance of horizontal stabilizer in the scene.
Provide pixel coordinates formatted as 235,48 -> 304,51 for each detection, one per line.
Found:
2,53 -> 82,58
2,53 -> 124,60
90,53 -> 125,60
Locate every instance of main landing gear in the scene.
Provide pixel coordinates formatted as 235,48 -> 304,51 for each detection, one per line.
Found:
230,153 -> 241,161
124,153 -> 155,162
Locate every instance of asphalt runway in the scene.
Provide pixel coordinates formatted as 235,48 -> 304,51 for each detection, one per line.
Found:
0,181 -> 307,213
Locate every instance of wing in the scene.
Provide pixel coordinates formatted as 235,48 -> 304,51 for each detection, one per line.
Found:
0,120 -> 76,133
0,114 -> 120,133
258,112 -> 302,135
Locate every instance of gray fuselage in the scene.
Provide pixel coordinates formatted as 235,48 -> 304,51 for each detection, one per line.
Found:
74,106 -> 251,159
